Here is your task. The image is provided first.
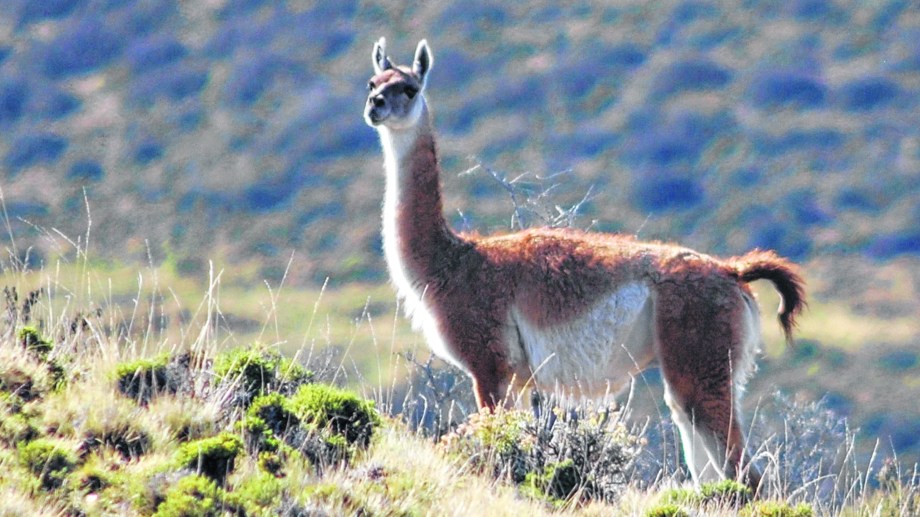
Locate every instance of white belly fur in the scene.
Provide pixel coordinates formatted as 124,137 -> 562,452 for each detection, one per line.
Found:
511,282 -> 653,398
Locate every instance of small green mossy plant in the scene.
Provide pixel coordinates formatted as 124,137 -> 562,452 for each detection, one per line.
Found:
213,347 -> 313,406
242,393 -> 299,453
175,432 -> 244,484
740,500 -> 815,517
18,438 -> 79,490
0,349 -> 54,402
114,354 -> 172,404
79,418 -> 152,460
288,383 -> 380,448
152,474 -> 236,517
699,479 -> 753,507
0,393 -> 40,444
660,480 -> 754,514
645,503 -> 691,517
72,460 -> 116,493
228,472 -> 285,514
19,326 -> 53,359
521,458 -> 580,506
659,486 -> 698,506
2,412 -> 41,444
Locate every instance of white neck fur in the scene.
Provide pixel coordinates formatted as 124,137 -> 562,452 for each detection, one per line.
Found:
377,100 -> 431,316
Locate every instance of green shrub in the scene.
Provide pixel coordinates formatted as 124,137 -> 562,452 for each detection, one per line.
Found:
699,479 -> 752,507
114,355 -> 173,404
659,486 -> 699,506
0,393 -> 40,443
175,433 -> 244,484
213,347 -> 313,405
440,406 -> 638,504
18,438 -> 78,490
741,501 -> 814,517
521,459 -> 580,505
0,353 -> 53,402
153,475 -> 235,517
228,472 -> 284,515
19,326 -> 53,359
661,480 -> 752,509
80,418 -> 152,460
288,383 -> 380,448
1,411 -> 40,444
242,393 -> 299,453
73,461 -> 115,493
645,503 -> 690,517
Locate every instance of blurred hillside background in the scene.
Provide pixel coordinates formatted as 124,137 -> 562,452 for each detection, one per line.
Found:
1,0 -> 920,465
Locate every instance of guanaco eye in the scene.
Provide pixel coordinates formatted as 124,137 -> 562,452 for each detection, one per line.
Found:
404,86 -> 419,98
367,81 -> 375,91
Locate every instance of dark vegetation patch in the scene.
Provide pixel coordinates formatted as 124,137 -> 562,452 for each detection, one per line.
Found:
68,159 -> 105,182
18,438 -> 78,490
4,132 -> 68,172
125,34 -> 189,73
749,71 -> 827,108
651,58 -> 733,99
175,432 -> 244,483
213,346 -> 313,407
838,76 -> 900,111
439,404 -> 639,505
40,18 -> 125,78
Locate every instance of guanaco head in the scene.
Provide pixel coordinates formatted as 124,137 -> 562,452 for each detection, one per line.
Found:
364,37 -> 432,131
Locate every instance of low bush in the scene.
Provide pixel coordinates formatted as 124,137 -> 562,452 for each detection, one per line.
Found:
0,342 -> 56,402
79,418 -> 151,461
521,458 -> 580,506
0,79 -> 28,124
152,474 -> 235,516
651,58 -> 733,99
129,63 -> 209,106
241,393 -> 298,453
125,34 -> 188,73
68,159 -> 105,182
289,383 -> 380,448
645,503 -> 690,517
30,87 -> 81,120
634,172 -> 705,213
228,472 -> 285,514
18,326 -> 53,359
222,53 -> 292,106
41,18 -> 124,78
440,405 -> 639,504
114,355 -> 173,404
175,433 -> 244,484
16,0 -> 81,25
133,138 -> 164,165
749,71 -> 826,109
18,438 -> 78,490
741,500 -> 814,517
213,347 -> 313,406
698,479 -> 752,506
4,132 -> 68,172
838,76 -> 900,111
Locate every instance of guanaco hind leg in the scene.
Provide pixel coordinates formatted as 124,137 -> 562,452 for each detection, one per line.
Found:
655,282 -> 761,489
663,379 -> 759,486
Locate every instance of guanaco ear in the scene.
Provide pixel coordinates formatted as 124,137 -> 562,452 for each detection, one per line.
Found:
413,39 -> 433,90
372,37 -> 391,75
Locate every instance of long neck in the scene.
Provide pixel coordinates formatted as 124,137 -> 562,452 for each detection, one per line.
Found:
379,102 -> 462,296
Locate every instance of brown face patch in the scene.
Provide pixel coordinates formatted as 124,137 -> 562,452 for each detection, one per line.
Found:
368,66 -> 419,91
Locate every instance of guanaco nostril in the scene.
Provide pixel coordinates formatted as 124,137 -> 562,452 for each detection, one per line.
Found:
372,96 -> 386,108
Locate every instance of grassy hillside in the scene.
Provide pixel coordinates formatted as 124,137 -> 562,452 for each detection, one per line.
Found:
2,2 -> 920,512
2,268 -> 919,516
